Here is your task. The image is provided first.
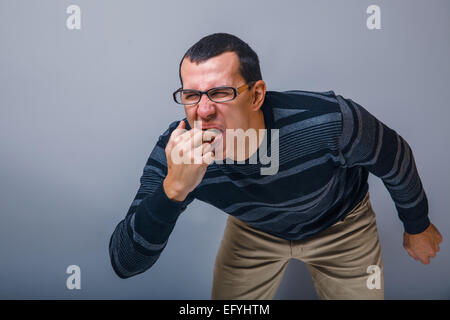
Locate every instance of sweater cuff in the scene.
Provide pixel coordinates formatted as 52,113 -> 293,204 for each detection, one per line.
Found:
403,215 -> 431,234
141,182 -> 186,223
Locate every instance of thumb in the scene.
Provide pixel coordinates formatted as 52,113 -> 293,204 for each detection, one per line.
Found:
168,120 -> 187,149
176,120 -> 186,136
174,120 -> 186,134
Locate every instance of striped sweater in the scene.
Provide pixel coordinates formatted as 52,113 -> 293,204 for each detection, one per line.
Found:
109,90 -> 430,279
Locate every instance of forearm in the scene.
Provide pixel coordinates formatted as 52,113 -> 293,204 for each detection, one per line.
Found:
380,135 -> 430,233
109,214 -> 162,279
109,119 -> 197,278
109,183 -> 188,279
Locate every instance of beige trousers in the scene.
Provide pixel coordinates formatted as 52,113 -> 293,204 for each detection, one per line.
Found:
211,191 -> 384,300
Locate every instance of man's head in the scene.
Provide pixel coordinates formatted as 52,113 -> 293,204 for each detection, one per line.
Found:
178,33 -> 267,160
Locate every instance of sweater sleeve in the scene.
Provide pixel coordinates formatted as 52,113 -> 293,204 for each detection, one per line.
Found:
336,95 -> 430,234
109,119 -> 195,279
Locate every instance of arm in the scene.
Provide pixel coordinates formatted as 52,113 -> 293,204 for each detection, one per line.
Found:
336,95 -> 442,263
109,120 -> 194,279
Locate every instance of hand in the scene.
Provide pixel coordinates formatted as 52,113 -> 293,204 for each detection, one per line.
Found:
403,223 -> 443,264
163,120 -> 219,202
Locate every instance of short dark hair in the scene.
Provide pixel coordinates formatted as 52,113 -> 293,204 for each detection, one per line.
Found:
178,33 -> 262,88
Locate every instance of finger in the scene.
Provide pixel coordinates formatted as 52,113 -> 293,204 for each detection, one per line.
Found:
434,235 -> 442,250
190,128 -> 219,149
184,143 -> 211,164
179,127 -> 196,144
173,120 -> 186,137
202,142 -> 212,154
431,240 -> 438,252
437,230 -> 443,243
184,143 -> 213,165
190,142 -> 213,164
181,128 -> 203,153
210,132 -> 224,151
202,151 -> 215,165
170,121 -> 187,145
168,139 -> 186,164
172,128 -> 197,151
191,141 -> 212,153
406,249 -> 419,261
434,241 -> 440,252
421,257 -> 430,264
432,224 -> 443,241
202,130 -> 220,143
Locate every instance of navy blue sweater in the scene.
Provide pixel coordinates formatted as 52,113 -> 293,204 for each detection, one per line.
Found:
109,90 -> 430,278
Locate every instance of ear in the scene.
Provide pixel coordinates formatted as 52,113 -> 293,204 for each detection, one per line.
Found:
251,80 -> 267,111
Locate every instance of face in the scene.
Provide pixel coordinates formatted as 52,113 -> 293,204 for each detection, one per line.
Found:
179,51 -> 266,160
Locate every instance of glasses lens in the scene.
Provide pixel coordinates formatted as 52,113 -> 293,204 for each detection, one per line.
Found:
208,87 -> 235,102
177,90 -> 200,104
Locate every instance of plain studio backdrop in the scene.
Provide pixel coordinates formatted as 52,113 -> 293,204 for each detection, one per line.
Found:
0,0 -> 449,299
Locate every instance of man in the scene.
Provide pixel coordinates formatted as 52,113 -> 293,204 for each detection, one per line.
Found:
109,33 -> 442,299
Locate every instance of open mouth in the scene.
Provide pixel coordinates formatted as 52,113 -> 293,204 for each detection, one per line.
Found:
202,128 -> 222,143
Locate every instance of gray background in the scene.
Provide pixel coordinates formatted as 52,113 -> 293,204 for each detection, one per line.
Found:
0,0 -> 449,299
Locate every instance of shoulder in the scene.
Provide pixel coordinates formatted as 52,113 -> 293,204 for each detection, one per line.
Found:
264,89 -> 342,127
265,89 -> 339,106
266,89 -> 341,113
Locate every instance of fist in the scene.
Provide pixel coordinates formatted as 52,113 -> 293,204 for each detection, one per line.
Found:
403,223 -> 443,264
163,120 -> 220,201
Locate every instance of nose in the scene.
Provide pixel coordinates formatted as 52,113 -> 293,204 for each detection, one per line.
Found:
196,93 -> 216,120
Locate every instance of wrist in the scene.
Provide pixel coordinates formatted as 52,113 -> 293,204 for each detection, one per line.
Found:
403,216 -> 431,235
163,176 -> 188,202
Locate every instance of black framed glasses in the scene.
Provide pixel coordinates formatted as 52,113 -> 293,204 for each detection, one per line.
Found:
172,81 -> 256,105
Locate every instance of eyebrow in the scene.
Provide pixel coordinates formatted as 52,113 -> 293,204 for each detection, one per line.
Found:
183,85 -> 231,91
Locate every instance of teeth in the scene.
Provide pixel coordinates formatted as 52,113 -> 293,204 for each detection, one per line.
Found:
204,128 -> 222,135
203,128 -> 222,145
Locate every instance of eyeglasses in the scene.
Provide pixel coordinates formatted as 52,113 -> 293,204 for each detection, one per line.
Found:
172,81 -> 256,105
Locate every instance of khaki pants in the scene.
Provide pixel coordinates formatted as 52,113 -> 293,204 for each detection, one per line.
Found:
211,191 -> 384,300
